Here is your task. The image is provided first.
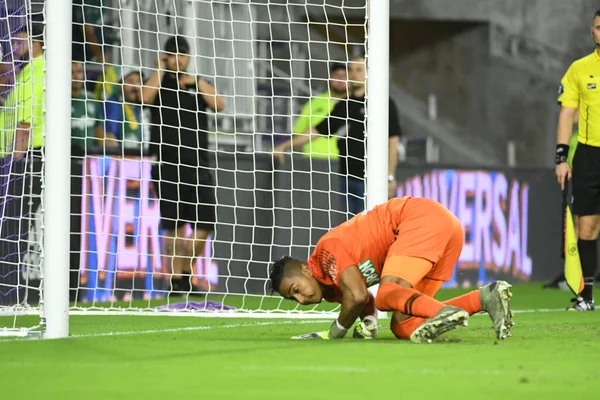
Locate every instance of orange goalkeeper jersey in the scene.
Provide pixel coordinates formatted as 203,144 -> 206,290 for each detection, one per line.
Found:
308,197 -> 409,301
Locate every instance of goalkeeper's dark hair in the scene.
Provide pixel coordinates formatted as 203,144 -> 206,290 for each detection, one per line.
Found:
268,255 -> 303,295
595,9 -> 600,20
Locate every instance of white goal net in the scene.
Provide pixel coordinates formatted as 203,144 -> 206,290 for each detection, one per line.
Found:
0,1 -> 46,337
1,0 -> 390,338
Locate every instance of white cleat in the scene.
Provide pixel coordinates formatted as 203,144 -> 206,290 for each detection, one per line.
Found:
480,281 -> 513,340
410,306 -> 469,344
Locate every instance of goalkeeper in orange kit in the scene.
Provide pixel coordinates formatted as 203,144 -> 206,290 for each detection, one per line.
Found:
269,197 -> 514,343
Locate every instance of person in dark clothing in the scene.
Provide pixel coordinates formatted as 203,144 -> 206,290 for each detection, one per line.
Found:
142,35 -> 225,294
274,56 -> 402,218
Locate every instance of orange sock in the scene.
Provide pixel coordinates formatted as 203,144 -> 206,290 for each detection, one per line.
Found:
374,282 -> 445,318
444,290 -> 482,315
390,317 -> 426,339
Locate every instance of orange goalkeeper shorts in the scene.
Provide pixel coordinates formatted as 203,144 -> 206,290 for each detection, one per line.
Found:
381,197 -> 464,287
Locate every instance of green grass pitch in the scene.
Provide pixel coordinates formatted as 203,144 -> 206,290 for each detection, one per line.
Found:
2,284 -> 600,399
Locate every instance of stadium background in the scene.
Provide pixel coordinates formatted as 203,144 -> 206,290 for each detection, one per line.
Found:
2,2 -> 600,398
1,0 -> 598,302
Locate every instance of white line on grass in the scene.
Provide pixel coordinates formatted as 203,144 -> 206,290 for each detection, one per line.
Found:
0,320 -> 331,342
0,307 -> 567,342
70,319 -> 331,339
511,308 -> 564,313
67,308 -> 566,338
67,310 -> 341,319
65,307 -> 564,318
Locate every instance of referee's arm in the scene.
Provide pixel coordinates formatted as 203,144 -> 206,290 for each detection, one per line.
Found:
558,106 -> 577,146
556,106 -> 577,188
555,64 -> 580,189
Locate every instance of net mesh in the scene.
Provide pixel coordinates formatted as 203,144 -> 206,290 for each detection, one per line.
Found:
0,0 -> 45,336
2,0 -> 370,332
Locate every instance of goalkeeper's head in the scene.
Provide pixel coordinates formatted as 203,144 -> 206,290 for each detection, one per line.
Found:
269,256 -> 323,305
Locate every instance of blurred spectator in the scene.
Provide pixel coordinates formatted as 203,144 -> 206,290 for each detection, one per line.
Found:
93,63 -> 119,101
292,63 -> 347,159
0,60 -> 14,105
71,61 -> 104,149
0,23 -> 45,158
274,55 -> 402,218
72,0 -> 104,63
104,69 -> 144,149
143,35 -> 225,294
0,23 -> 46,288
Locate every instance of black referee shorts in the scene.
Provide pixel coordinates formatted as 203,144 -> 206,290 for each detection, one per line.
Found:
151,164 -> 216,232
572,143 -> 600,216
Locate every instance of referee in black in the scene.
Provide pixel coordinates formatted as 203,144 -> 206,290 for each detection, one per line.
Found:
142,35 -> 225,294
555,9 -> 600,311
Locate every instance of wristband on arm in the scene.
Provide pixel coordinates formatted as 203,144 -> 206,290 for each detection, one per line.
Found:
555,144 -> 569,165
328,319 -> 348,339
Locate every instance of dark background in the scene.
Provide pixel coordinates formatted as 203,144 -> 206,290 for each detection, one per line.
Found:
0,153 -> 567,305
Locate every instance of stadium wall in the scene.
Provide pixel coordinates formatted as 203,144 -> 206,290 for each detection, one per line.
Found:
0,154 -> 569,305
41,155 -> 566,300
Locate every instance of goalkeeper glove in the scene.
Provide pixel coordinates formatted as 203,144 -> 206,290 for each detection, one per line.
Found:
291,331 -> 329,340
290,320 -> 348,340
352,315 -> 380,339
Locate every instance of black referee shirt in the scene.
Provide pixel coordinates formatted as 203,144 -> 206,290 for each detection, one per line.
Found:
149,72 -> 210,167
315,95 -> 401,180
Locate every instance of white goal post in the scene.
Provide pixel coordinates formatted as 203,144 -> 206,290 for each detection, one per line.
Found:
0,0 -> 390,339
